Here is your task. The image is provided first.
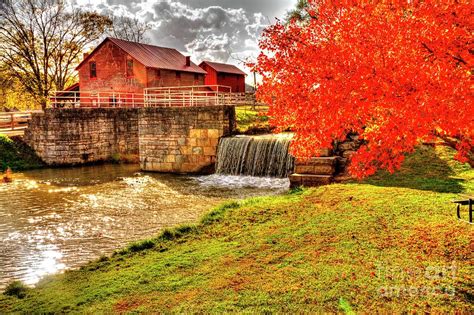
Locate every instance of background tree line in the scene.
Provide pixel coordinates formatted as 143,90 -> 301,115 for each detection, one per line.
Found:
0,0 -> 150,111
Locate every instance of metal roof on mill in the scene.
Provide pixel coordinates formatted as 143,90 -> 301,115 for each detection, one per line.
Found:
200,61 -> 246,75
76,37 -> 207,74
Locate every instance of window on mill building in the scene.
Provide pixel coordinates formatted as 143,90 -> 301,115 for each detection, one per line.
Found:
89,61 -> 96,78
126,59 -> 134,77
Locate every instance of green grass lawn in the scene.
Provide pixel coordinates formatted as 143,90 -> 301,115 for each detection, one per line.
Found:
235,105 -> 270,134
1,145 -> 473,313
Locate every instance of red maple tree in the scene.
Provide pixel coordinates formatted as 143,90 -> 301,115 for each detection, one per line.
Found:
255,0 -> 473,178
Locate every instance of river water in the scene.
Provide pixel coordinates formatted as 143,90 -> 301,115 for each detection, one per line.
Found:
0,164 -> 289,288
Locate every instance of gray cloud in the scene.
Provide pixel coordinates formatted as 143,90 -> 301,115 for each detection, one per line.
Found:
149,2 -> 256,62
181,0 -> 294,21
185,33 -> 232,62
73,0 -> 295,79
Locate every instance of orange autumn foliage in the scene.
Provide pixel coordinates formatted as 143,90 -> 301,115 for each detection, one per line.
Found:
255,0 -> 473,178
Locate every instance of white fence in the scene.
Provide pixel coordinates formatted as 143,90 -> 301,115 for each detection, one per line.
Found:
49,85 -> 254,108
144,85 -> 249,107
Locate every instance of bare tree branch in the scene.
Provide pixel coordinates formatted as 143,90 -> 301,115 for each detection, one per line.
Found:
106,15 -> 150,43
0,0 -> 112,109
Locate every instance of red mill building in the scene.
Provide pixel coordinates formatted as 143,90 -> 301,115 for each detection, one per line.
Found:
76,37 -> 207,94
53,37 -> 247,108
199,61 -> 246,93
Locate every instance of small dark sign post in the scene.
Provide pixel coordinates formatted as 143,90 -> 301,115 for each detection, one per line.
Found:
453,197 -> 473,224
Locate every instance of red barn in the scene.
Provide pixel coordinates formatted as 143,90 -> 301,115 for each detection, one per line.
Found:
199,61 -> 246,93
76,37 -> 207,97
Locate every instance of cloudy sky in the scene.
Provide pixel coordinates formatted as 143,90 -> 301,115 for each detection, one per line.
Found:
72,0 -> 296,83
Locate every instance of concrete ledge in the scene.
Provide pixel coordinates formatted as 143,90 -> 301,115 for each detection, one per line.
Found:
289,174 -> 333,188
294,157 -> 337,175
295,156 -> 337,165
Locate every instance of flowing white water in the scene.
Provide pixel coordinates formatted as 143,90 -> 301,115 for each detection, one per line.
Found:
216,134 -> 295,178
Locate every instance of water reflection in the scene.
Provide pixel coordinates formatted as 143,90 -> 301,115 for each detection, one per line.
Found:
23,246 -> 66,285
0,164 -> 288,288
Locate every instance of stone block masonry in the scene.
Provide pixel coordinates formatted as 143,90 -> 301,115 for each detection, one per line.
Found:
139,106 -> 235,173
290,157 -> 337,188
289,133 -> 364,188
24,106 -> 236,174
25,108 -> 139,165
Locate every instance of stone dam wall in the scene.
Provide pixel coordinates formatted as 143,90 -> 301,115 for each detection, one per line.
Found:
25,106 -> 235,174
139,106 -> 235,173
25,108 -> 139,165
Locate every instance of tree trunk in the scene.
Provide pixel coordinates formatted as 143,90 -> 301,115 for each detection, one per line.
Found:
40,98 -> 47,111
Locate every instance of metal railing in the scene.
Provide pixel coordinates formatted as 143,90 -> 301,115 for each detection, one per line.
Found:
49,85 -> 257,108
144,85 -> 243,107
49,91 -> 145,108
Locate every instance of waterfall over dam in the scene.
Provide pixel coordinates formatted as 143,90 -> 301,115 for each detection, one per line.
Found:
216,134 -> 295,178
